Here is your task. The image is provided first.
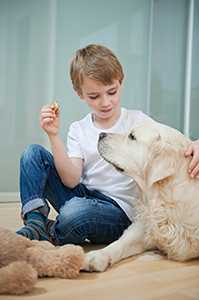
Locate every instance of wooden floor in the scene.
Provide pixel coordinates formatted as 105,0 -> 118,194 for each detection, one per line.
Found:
0,202 -> 199,300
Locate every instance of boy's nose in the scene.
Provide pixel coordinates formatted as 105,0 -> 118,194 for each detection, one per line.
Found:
101,95 -> 111,105
99,132 -> 107,140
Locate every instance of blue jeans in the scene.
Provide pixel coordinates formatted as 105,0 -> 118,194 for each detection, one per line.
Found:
19,144 -> 132,245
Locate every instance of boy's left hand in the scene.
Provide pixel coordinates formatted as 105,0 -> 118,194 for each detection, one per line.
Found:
185,139 -> 199,178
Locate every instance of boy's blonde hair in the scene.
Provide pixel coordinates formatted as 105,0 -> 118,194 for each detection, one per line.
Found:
70,44 -> 124,95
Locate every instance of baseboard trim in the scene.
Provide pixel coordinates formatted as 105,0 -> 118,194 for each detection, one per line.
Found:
0,193 -> 20,203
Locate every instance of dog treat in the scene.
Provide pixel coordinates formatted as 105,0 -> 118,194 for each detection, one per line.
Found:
51,101 -> 60,114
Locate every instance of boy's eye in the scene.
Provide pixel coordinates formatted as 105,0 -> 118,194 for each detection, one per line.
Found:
89,95 -> 98,100
88,90 -> 117,100
108,90 -> 117,95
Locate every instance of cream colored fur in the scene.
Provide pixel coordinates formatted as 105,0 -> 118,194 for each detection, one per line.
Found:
84,121 -> 199,272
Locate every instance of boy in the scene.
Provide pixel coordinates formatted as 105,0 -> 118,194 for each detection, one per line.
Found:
17,44 -> 199,245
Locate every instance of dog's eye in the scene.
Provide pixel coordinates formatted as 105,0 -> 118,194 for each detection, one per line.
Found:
128,133 -> 136,140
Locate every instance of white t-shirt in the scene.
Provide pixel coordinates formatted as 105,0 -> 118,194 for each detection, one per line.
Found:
66,108 -> 153,221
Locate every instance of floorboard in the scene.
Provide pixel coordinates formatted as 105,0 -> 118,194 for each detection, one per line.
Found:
0,202 -> 199,300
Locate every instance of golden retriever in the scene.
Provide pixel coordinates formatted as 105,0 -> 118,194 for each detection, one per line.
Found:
84,121 -> 199,272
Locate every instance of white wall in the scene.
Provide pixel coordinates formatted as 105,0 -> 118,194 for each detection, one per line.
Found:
0,0 -> 198,197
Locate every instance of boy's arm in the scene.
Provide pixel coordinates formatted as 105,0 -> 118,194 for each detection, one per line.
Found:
40,104 -> 82,188
49,134 -> 83,188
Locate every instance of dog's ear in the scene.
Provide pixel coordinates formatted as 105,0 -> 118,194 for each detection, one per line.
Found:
147,143 -> 177,187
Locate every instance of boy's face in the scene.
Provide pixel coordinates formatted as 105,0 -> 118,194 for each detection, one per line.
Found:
79,76 -> 122,121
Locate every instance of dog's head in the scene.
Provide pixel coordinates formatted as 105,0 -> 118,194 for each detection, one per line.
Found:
98,121 -> 189,190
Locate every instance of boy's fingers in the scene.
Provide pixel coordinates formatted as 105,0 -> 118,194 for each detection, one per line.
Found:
41,107 -> 54,114
184,144 -> 193,157
41,118 -> 54,127
41,112 -> 55,118
189,154 -> 199,175
190,163 -> 199,178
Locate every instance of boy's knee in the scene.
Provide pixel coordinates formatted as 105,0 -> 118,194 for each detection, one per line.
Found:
20,144 -> 48,166
21,144 -> 43,160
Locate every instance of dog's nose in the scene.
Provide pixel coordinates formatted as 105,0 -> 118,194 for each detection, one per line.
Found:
99,132 -> 107,140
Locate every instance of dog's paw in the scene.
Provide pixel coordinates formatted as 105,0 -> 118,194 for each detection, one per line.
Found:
83,250 -> 111,272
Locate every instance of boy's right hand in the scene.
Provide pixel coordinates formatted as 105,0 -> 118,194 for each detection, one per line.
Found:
40,104 -> 60,137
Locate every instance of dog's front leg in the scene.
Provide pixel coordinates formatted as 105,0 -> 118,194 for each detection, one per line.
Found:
84,221 -> 146,272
